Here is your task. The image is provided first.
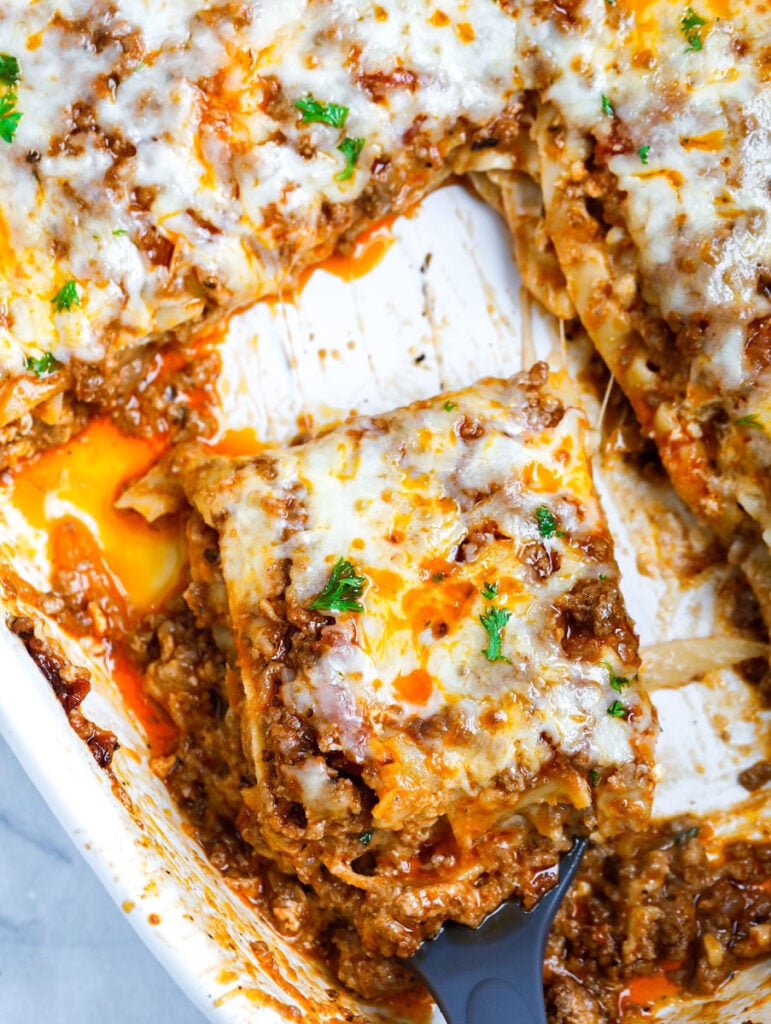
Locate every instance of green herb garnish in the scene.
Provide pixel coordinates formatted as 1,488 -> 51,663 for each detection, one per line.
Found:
432,572 -> 446,583
601,94 -> 615,117
681,6 -> 707,50
589,768 -> 599,788
535,505 -> 563,539
607,699 -> 627,718
358,830 -> 373,846
673,824 -> 700,845
335,136 -> 365,182
294,95 -> 349,128
443,400 -> 457,412
480,606 -> 511,663
0,91 -> 21,143
638,145 -> 650,164
309,557 -> 366,613
481,581 -> 498,600
24,352 -> 60,378
735,413 -> 764,431
0,55 -> 20,88
112,228 -> 129,237
604,662 -> 637,693
51,279 -> 80,313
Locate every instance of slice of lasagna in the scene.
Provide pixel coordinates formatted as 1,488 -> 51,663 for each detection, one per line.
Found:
130,365 -> 656,964
475,0 -> 771,623
0,0 -> 521,461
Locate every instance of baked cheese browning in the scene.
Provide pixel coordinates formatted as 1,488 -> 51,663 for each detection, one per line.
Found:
0,0 -> 522,431
477,0 -> 771,621
155,365 -> 656,959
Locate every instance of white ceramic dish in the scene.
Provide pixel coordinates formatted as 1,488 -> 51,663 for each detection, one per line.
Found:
1,185 -> 769,1023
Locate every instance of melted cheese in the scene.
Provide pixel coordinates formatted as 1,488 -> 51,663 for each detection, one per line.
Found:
0,0 -> 518,373
513,0 -> 771,392
179,372 -> 657,843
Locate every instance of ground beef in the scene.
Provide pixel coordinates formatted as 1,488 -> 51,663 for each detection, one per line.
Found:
0,336 -> 219,471
545,823 -> 771,1022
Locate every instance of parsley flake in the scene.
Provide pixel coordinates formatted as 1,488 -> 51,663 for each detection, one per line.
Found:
601,94 -> 615,117
535,505 -> 563,539
294,95 -> 349,128
604,661 -> 637,693
335,136 -> 365,182
0,54 -> 20,89
432,572 -> 446,583
358,829 -> 373,846
589,768 -> 599,788
672,824 -> 700,845
443,400 -> 457,412
112,228 -> 129,237
480,605 -> 511,663
51,280 -> 80,313
0,91 -> 21,143
309,557 -> 366,613
481,581 -> 498,600
681,6 -> 707,50
24,352 -> 60,378
735,413 -> 764,431
607,699 -> 627,718
638,145 -> 651,164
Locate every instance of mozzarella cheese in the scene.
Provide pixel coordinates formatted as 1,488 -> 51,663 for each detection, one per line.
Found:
177,369 -> 657,849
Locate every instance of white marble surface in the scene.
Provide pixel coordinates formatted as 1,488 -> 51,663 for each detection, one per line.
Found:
0,733 -> 210,1024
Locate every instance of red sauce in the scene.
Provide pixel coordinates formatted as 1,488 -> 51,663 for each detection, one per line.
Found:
10,419 -> 182,754
618,960 -> 683,1014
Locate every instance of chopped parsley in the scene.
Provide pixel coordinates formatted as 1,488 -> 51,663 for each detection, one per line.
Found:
294,95 -> 349,128
599,573 -> 607,581
112,228 -> 129,237
0,91 -> 21,144
51,279 -> 80,313
735,413 -> 764,431
432,572 -> 446,583
480,605 -> 511,663
589,768 -> 599,788
535,505 -> 563,539
335,136 -> 365,182
681,6 -> 707,51
358,829 -> 373,846
443,400 -> 457,412
481,581 -> 498,600
607,699 -> 627,718
309,557 -> 366,613
672,824 -> 700,845
0,54 -> 20,89
604,661 -> 636,693
24,352 -> 60,378
638,145 -> 651,164
601,94 -> 615,118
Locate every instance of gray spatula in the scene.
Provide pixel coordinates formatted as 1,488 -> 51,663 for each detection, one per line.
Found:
407,837 -> 587,1024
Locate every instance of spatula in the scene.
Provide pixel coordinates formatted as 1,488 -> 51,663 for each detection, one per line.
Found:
407,837 -> 587,1024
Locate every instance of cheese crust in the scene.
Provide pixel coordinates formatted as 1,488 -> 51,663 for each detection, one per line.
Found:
159,367 -> 657,957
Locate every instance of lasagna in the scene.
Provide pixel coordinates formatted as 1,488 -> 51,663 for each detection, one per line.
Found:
474,0 -> 771,624
0,0 -> 522,460
4,0 -> 770,632
123,366 -> 657,968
